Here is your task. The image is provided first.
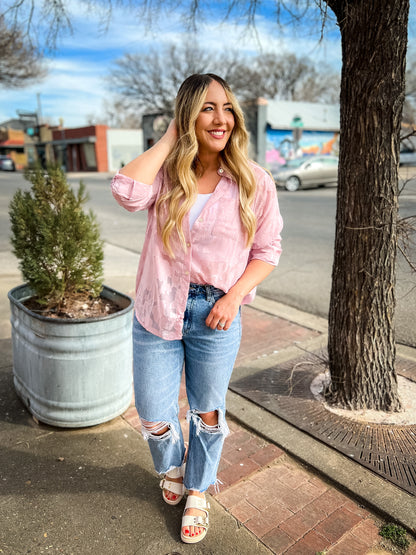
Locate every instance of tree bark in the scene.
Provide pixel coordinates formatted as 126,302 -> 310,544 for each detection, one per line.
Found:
325,0 -> 409,410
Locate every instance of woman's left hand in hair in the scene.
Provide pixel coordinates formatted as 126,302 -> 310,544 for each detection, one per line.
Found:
205,292 -> 241,331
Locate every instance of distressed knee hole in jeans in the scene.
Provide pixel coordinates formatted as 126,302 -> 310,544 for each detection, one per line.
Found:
140,419 -> 180,443
186,408 -> 230,437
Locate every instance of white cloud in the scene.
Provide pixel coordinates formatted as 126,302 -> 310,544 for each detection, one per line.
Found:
0,54 -> 107,127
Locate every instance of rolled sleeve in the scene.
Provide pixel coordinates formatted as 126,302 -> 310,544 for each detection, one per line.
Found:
111,170 -> 161,212
249,171 -> 283,266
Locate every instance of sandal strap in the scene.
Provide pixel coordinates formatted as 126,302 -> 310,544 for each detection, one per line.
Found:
160,478 -> 185,496
182,514 -> 209,529
184,494 -> 210,514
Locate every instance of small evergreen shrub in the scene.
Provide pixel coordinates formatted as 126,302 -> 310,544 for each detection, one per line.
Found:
9,165 -> 104,310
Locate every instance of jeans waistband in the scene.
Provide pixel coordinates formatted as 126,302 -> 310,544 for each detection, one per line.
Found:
189,283 -> 224,302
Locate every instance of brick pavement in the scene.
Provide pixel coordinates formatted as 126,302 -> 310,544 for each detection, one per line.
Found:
236,306 -> 321,366
123,403 -> 391,554
122,306 -> 415,554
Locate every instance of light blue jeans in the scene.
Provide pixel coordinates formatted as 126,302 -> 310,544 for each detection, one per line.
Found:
133,284 -> 242,492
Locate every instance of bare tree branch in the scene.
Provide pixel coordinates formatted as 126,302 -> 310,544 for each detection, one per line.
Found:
106,41 -> 340,120
400,128 -> 416,142
1,0 -> 328,49
397,214 -> 416,260
0,15 -> 47,88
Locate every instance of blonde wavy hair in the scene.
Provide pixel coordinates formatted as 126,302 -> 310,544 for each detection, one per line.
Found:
156,73 -> 257,257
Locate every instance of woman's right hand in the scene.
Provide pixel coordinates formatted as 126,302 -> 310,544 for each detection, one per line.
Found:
161,119 -> 178,151
119,119 -> 178,183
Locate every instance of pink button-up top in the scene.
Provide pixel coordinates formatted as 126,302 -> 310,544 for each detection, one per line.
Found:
111,161 -> 283,339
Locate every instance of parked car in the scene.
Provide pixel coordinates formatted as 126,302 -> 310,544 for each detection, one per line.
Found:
0,155 -> 16,171
273,156 -> 339,191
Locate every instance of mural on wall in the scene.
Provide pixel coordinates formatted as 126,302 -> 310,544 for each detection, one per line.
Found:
265,128 -> 339,171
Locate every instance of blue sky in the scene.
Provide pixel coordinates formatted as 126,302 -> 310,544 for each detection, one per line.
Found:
1,0 -> 415,128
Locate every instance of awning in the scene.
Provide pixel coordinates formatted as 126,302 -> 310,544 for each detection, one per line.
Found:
49,137 -> 97,146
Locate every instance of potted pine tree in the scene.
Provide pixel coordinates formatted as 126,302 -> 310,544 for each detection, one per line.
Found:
8,166 -> 134,428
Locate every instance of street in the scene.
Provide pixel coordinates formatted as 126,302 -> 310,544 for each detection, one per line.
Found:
262,175 -> 416,348
1,170 -> 415,346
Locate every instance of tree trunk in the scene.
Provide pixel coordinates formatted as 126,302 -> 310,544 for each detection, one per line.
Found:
325,0 -> 409,410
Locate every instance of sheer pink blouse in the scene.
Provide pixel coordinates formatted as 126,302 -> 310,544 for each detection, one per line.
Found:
111,162 -> 283,339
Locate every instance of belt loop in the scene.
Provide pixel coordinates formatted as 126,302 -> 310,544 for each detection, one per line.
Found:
205,284 -> 214,302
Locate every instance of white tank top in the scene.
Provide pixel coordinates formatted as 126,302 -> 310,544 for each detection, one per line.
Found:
189,193 -> 212,230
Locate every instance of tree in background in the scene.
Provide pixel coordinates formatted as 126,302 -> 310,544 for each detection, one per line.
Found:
231,52 -> 339,103
0,16 -> 46,88
106,42 -> 340,121
86,97 -> 143,129
106,42 -> 212,117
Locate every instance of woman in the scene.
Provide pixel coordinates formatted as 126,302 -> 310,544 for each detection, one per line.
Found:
111,73 -> 283,544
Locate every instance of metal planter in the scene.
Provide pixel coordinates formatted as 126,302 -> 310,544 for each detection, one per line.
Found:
8,284 -> 134,428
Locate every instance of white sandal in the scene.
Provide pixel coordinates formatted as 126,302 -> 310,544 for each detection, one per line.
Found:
160,463 -> 186,506
180,494 -> 210,544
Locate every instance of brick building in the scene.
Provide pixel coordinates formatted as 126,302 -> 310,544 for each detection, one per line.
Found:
52,125 -> 109,172
51,125 -> 143,172
0,128 -> 28,169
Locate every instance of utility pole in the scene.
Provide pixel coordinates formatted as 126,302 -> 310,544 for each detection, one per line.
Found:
37,93 -> 43,125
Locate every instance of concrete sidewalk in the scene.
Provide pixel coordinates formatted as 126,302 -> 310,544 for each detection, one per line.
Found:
0,336 -> 271,555
1,241 -> 416,554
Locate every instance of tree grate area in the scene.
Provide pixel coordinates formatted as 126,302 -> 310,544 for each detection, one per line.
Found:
230,354 -> 416,496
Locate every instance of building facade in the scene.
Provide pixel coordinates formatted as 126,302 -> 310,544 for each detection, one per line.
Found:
260,100 -> 340,173
51,125 -> 109,172
0,120 -> 143,172
0,128 -> 27,169
51,125 -> 143,172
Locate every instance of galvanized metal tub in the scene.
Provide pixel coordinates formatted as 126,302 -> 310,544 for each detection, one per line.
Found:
8,284 -> 134,428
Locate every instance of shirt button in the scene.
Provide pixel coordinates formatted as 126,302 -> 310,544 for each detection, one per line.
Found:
187,243 -> 191,248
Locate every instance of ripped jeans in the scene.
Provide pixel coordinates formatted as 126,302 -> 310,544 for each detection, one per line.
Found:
133,284 -> 242,492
